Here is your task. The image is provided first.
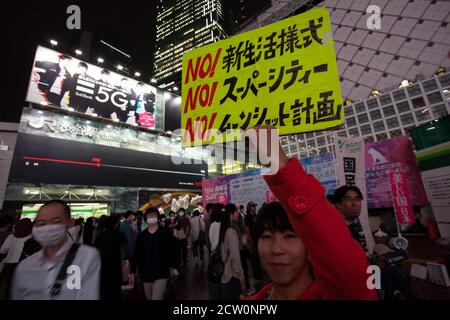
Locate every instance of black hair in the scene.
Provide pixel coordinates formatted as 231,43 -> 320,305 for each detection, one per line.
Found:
192,209 -> 201,217
85,217 -> 94,226
219,206 -> 232,244
224,203 -> 237,217
254,202 -> 294,245
239,205 -> 244,210
144,207 -> 159,219
104,215 -> 121,230
205,203 -> 214,213
38,200 -> 71,218
14,218 -> 33,238
77,62 -> 88,69
210,203 -> 224,223
124,210 -> 135,219
333,186 -> 363,204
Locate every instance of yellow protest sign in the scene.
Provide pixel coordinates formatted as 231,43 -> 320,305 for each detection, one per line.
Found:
181,7 -> 343,147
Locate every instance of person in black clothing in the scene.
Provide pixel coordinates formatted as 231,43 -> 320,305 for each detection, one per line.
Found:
82,217 -> 95,246
94,215 -> 127,300
33,54 -> 72,106
129,207 -> 177,300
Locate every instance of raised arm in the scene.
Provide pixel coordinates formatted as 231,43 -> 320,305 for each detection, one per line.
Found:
247,126 -> 376,300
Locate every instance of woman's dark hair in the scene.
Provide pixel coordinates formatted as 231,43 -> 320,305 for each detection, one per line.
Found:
192,209 -> 201,217
254,202 -> 294,245
210,203 -> 224,223
333,186 -> 363,204
96,215 -> 108,234
219,206 -> 231,244
14,218 -> 33,238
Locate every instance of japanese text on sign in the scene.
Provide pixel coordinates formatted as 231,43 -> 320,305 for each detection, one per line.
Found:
181,8 -> 343,147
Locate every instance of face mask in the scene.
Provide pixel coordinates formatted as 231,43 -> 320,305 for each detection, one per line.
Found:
178,212 -> 185,217
147,218 -> 158,225
170,217 -> 175,221
32,224 -> 67,247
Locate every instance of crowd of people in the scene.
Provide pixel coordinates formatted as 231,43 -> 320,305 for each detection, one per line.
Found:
1,126 -> 413,300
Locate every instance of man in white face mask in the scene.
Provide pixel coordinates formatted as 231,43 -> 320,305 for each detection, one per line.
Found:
10,200 -> 101,300
129,207 -> 178,300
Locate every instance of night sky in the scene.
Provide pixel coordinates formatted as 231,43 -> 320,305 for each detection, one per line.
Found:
0,1 -> 158,123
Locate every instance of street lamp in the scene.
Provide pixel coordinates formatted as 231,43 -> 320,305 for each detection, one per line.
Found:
75,49 -> 83,55
50,39 -> 58,47
117,65 -> 124,70
97,57 -> 104,63
151,78 -> 157,84
135,72 -> 141,77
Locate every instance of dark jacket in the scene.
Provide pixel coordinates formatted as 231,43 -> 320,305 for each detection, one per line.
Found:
131,227 -> 177,282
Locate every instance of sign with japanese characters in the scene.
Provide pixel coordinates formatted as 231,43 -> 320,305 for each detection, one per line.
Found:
181,8 -> 343,147
389,171 -> 415,225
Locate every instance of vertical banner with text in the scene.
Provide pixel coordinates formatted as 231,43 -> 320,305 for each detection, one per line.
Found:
181,8 -> 343,147
335,136 -> 375,255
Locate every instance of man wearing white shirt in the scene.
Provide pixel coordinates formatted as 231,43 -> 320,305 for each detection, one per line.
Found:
11,200 -> 101,300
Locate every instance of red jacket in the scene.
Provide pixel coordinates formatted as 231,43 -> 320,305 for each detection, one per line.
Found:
244,158 -> 378,300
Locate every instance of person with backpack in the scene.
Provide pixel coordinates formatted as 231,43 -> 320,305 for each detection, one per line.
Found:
208,204 -> 224,299
207,203 -> 244,300
220,204 -> 245,300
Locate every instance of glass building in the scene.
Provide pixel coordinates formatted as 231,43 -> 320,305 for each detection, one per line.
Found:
154,0 -> 228,90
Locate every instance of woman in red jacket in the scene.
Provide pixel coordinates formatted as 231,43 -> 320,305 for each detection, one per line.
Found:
243,126 -> 377,300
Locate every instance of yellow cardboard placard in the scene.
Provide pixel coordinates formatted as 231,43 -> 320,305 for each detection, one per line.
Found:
181,7 -> 343,147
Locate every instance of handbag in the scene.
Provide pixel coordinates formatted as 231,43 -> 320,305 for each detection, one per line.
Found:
50,243 -> 80,299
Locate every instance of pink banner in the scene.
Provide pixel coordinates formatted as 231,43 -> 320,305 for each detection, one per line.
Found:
365,136 -> 428,208
389,171 -> 416,225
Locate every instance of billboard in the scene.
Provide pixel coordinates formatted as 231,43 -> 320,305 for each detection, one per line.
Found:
26,46 -> 164,130
10,133 -> 207,190
181,8 -> 343,146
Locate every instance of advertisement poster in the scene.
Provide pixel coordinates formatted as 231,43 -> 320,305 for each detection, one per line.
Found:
26,46 -> 164,130
202,169 -> 269,209
181,8 -> 343,146
365,136 -> 428,209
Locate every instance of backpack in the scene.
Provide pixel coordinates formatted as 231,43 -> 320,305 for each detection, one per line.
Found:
207,244 -> 225,283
